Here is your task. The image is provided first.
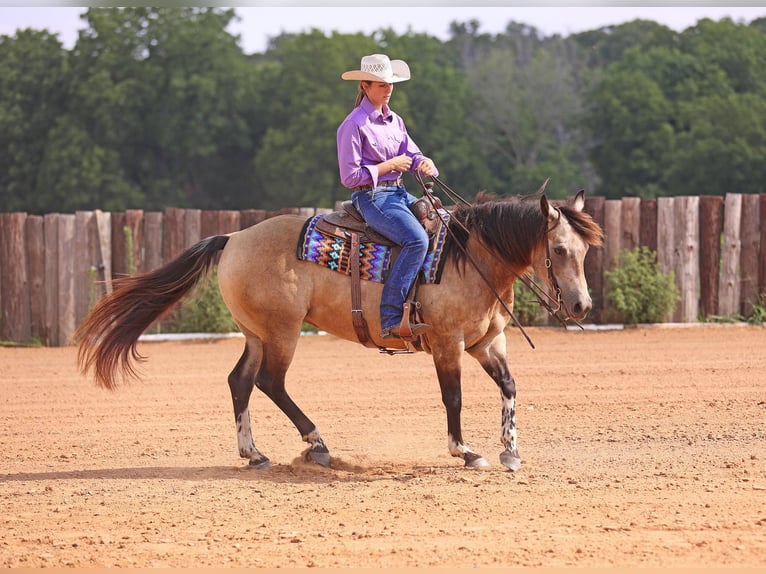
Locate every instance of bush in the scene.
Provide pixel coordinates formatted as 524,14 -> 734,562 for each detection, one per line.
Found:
164,266 -> 239,333
513,276 -> 546,326
605,247 -> 680,324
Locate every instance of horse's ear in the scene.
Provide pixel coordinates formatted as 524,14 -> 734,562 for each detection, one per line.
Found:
573,189 -> 586,212
540,195 -> 558,221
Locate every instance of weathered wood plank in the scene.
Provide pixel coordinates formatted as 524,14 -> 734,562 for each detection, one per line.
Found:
0,213 -> 30,342
620,197 -> 641,251
218,210 -> 241,235
718,194 -> 742,317
674,196 -> 700,322
699,196 -> 724,319
43,214 -> 60,346
95,210 -> 112,296
142,212 -> 163,273
110,212 -> 127,277
200,210 -> 219,239
184,209 -> 201,249
57,214 -> 76,345
739,194 -> 760,317
125,209 -> 144,275
163,208 -> 186,263
656,197 -> 676,276
25,215 -> 45,342
74,211 -> 95,330
603,199 -> 622,271
583,196 -> 606,321
639,199 -> 657,253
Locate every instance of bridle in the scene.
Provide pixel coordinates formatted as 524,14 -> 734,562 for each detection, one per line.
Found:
415,174 -> 583,349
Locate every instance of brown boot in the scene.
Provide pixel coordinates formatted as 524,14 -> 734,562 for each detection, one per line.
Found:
381,322 -> 431,340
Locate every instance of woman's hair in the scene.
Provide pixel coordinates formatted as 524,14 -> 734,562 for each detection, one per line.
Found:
353,81 -> 372,108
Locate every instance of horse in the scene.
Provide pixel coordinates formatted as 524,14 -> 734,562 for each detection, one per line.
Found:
75,189 -> 603,471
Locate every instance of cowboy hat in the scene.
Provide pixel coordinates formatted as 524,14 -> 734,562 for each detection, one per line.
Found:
341,53 -> 410,83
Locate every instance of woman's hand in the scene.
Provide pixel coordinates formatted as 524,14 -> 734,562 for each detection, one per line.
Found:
417,158 -> 436,177
388,154 -> 413,173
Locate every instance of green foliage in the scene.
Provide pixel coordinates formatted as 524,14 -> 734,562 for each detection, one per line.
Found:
163,267 -> 238,333
605,247 -> 680,324
512,278 -> 545,326
747,294 -> 766,325
3,12 -> 766,213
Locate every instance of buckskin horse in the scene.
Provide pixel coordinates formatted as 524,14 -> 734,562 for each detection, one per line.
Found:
75,184 -> 603,471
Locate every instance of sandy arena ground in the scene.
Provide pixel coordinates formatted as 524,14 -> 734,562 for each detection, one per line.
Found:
0,325 -> 764,568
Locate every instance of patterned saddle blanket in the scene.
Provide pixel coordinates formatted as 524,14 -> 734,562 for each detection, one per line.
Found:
296,200 -> 450,284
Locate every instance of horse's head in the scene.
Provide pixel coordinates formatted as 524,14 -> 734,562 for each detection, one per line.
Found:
533,190 -> 604,320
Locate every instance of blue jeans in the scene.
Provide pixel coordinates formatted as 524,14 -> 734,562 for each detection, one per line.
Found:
352,186 -> 429,331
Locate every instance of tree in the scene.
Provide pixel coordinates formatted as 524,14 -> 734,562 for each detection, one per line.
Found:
586,65 -> 675,198
0,29 -> 69,213
67,7 -> 260,210
459,30 -> 592,197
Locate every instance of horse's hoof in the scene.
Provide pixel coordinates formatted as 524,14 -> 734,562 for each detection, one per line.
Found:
464,453 -> 490,468
307,450 -> 331,467
499,449 -> 522,472
248,456 -> 272,470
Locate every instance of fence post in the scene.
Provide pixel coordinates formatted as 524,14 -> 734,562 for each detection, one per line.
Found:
163,208 -> 186,263
675,196 -> 700,322
620,197 -> 641,251
719,193 -> 742,317
739,194 -> 760,317
58,214 -> 76,345
656,197 -> 676,321
184,209 -> 201,249
583,196 -> 605,321
0,213 -> 30,343
639,199 -> 657,253
25,215 -> 45,342
142,212 -> 163,273
699,196 -> 724,319
43,214 -> 60,346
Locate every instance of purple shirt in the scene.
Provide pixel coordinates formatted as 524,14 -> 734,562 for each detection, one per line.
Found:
336,96 -> 438,189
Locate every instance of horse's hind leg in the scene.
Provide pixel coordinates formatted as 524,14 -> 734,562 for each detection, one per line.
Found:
228,338 -> 272,469
255,340 -> 330,467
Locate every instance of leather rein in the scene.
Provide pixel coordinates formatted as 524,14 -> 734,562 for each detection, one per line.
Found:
414,174 -> 583,349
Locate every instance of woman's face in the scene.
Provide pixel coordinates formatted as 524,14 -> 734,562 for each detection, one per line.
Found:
363,81 -> 394,108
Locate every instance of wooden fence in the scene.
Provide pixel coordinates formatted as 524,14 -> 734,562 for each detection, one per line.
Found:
1,194 -> 764,346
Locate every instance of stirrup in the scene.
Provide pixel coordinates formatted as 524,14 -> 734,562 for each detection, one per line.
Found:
381,322 -> 431,340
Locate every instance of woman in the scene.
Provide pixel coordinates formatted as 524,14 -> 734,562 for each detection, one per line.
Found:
337,53 -> 439,340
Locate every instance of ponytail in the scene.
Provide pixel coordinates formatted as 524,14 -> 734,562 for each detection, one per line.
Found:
353,81 -> 371,108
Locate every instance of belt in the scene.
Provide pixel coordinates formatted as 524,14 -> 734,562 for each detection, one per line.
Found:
353,177 -> 403,191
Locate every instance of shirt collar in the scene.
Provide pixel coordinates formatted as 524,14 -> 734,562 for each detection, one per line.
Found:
361,96 -> 392,121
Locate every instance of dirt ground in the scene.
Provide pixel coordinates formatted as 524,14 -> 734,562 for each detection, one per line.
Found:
1,324 -> 764,568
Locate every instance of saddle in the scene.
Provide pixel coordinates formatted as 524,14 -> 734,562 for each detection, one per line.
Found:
315,197 -> 443,245
312,197 -> 444,351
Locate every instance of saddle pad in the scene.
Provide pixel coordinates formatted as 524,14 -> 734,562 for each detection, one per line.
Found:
297,212 -> 450,284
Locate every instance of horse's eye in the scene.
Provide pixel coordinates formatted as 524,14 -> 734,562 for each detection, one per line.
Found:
554,246 -> 566,256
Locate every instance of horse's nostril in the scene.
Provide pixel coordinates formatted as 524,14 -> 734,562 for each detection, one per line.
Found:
573,302 -> 583,315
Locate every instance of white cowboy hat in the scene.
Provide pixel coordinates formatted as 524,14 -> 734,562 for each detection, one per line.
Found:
341,53 -> 410,83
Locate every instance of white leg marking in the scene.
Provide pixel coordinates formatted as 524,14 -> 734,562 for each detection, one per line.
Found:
501,395 -> 517,451
448,434 -> 480,459
236,408 -> 255,458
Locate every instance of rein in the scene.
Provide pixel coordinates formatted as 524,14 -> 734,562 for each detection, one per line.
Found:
414,174 -> 581,349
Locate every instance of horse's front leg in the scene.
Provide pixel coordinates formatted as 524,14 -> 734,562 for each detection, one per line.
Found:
469,332 -> 522,471
433,349 -> 489,468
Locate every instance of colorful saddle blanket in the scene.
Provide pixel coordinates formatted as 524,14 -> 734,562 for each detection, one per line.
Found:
297,211 -> 450,284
